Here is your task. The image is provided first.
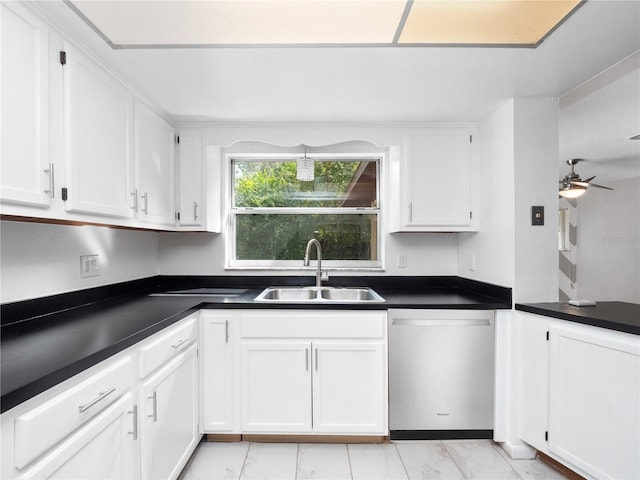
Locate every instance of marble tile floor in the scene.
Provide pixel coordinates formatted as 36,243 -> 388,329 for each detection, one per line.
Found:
179,439 -> 569,480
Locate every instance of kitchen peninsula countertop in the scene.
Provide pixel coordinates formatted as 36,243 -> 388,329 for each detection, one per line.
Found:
515,301 -> 640,336
2,275 -> 511,413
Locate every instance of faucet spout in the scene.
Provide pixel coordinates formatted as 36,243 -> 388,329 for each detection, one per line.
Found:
303,238 -> 323,288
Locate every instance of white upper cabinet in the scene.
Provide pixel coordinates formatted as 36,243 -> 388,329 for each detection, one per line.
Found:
175,129 -> 220,232
176,129 -> 203,228
133,100 -> 175,226
62,41 -> 134,219
0,2 -> 52,208
390,127 -> 478,232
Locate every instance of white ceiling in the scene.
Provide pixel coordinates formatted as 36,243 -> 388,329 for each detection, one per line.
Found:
35,0 -> 640,179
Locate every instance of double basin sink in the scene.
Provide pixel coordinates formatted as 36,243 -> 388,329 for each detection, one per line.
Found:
254,286 -> 385,303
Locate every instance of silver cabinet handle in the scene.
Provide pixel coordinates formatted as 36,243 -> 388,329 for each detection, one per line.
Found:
193,201 -> 198,221
148,391 -> 157,422
131,189 -> 138,212
141,192 -> 148,214
170,338 -> 189,350
44,164 -> 54,198
305,348 -> 309,371
78,387 -> 116,413
225,320 -> 229,343
128,404 -> 138,440
315,348 -> 318,371
408,202 -> 413,222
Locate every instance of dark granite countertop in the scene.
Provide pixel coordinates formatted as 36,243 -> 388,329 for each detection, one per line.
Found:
515,301 -> 640,336
2,275 -> 510,413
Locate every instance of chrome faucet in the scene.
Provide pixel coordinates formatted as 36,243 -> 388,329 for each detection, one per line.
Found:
303,238 -> 323,288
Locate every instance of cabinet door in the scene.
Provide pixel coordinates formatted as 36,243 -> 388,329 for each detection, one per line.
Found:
134,100 -> 175,226
19,393 -> 137,480
201,312 -> 235,432
141,344 -> 199,480
517,312 -> 550,452
549,324 -> 640,480
63,42 -> 133,218
241,341 -> 312,433
177,129 -> 203,227
0,2 -> 52,208
312,342 -> 387,434
402,128 -> 472,229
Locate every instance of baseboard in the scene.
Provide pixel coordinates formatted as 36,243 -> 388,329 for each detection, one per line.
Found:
537,451 -> 586,480
497,440 -> 537,459
241,434 -> 388,444
204,434 -> 243,442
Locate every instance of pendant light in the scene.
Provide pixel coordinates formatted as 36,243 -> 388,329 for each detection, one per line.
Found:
296,146 -> 314,182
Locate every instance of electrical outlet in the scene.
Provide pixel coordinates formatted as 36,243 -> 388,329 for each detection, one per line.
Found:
80,255 -> 100,278
398,253 -> 408,268
469,253 -> 476,271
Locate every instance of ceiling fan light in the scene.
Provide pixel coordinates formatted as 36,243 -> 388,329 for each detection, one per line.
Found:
559,185 -> 586,199
296,157 -> 314,182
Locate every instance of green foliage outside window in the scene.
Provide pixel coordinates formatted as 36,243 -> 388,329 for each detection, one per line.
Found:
233,159 -> 378,261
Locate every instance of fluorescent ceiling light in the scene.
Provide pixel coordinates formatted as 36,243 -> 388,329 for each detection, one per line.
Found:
68,0 -> 583,48
400,1 -> 583,45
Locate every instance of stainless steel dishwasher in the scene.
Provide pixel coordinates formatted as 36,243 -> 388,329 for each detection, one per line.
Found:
389,308 -> 495,440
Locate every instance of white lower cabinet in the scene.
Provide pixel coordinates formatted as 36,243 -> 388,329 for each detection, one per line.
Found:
517,311 -> 640,479
312,342 -> 386,433
241,341 -> 312,433
239,310 -> 388,436
140,343 -> 199,480
19,393 -> 137,480
200,311 -> 237,433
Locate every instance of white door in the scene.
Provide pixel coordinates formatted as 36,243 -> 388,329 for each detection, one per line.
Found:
201,312 -> 235,432
549,324 -> 640,480
403,128 -> 472,228
134,100 -> 175,226
1,3 -> 52,208
176,129 -> 203,227
62,42 -> 133,218
241,341 -> 312,433
141,344 -> 199,480
19,393 -> 137,480
312,342 -> 387,434
517,312 -> 550,451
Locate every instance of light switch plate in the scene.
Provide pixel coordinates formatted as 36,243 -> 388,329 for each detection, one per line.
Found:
531,206 -> 544,226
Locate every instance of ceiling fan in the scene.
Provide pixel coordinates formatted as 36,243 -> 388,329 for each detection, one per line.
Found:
559,158 -> 614,199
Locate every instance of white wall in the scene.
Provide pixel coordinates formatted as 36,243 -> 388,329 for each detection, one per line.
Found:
458,100 -> 515,289
512,97 -> 560,303
577,176 -> 640,302
0,221 -> 159,303
158,124 -> 461,277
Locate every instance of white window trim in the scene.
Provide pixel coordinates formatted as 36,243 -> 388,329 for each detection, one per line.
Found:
226,152 -> 383,270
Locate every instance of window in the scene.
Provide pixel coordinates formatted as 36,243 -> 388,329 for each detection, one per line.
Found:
229,153 -> 381,269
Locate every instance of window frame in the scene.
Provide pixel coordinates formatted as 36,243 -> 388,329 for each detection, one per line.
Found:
226,152 -> 383,270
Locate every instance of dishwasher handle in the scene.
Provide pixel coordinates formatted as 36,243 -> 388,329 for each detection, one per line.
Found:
391,318 -> 492,327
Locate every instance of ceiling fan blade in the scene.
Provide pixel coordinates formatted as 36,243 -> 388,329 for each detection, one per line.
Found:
588,183 -> 614,190
583,176 -> 597,183
569,180 -> 591,187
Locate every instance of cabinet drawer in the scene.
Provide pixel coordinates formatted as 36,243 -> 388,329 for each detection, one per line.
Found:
139,315 -> 197,378
240,310 -> 386,339
14,355 -> 132,469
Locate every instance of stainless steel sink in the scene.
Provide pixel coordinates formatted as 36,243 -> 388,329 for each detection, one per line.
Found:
254,286 -> 384,303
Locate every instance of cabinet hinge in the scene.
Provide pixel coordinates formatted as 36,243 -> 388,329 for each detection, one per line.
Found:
175,135 -> 180,144
61,187 -> 68,201
546,331 -> 549,341
59,50 -> 67,65
545,431 -> 549,441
